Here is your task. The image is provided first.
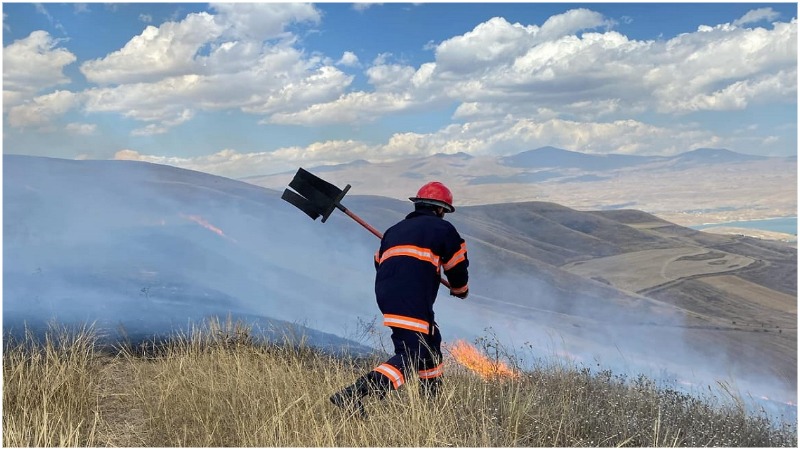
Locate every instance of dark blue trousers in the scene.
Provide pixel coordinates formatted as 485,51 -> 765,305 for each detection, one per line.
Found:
368,324 -> 443,393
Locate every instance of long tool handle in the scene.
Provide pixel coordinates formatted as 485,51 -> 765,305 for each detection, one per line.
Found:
342,208 -> 384,239
339,206 -> 452,289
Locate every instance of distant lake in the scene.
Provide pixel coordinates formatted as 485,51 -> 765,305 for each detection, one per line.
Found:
691,217 -> 797,235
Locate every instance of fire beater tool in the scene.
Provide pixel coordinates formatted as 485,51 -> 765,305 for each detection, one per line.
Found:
281,167 -> 451,289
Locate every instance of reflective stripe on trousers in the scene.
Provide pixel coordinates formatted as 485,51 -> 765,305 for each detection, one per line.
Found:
383,313 -> 430,334
418,363 -> 444,379
374,363 -> 405,389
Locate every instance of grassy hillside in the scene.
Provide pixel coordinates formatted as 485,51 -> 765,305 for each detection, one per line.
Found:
3,321 -> 796,447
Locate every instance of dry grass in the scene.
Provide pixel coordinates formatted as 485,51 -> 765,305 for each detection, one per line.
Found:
3,319 -> 797,447
2,324 -> 100,447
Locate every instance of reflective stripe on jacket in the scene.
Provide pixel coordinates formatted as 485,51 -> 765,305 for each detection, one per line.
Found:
374,209 -> 469,333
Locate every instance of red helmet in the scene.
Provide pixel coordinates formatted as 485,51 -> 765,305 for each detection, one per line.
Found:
409,181 -> 455,213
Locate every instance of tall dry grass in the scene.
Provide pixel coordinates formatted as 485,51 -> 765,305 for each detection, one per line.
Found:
2,324 -> 100,447
3,319 -> 797,447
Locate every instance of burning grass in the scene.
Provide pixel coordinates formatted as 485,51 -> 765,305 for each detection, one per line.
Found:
3,319 -> 797,447
447,339 -> 520,381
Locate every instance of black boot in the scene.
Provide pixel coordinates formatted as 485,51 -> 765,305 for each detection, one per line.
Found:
329,376 -> 371,419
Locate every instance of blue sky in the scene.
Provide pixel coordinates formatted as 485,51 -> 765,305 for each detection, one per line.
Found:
2,2 -> 797,178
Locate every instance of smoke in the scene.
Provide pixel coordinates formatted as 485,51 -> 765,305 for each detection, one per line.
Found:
3,155 -> 795,421
3,156 -> 379,351
434,238 -> 797,420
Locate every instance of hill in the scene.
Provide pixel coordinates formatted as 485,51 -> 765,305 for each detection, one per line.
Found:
3,323 -> 795,446
3,155 -> 796,407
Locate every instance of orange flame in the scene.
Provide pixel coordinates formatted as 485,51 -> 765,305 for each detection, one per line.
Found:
447,340 -> 519,380
181,214 -> 235,242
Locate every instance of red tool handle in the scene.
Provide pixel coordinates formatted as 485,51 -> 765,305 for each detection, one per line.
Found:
341,207 -> 452,289
342,208 -> 384,240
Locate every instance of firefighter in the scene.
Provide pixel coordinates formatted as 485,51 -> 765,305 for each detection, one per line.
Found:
329,181 -> 469,418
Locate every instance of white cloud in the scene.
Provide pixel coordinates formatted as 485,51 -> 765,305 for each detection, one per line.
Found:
366,63 -> 416,91
114,149 -> 145,161
249,11 -> 796,130
210,2 -> 321,41
131,109 -> 194,136
82,75 -> 204,122
80,12 -> 224,84
243,66 -> 353,116
139,14 -> 153,23
113,142 -> 377,178
7,90 -> 79,128
645,20 -> 797,113
267,91 -> 416,125
677,70 -> 796,112
353,3 -> 378,13
34,3 -> 65,34
70,4 -> 343,134
337,51 -> 360,67
65,122 -> 97,135
3,31 -> 76,106
433,9 -> 613,76
6,6 -> 795,164
537,8 -> 614,41
733,8 -> 781,27
435,17 -> 538,75
80,42 -> 352,131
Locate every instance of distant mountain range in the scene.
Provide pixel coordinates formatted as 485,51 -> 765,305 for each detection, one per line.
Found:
242,146 -> 796,230
3,155 -> 796,408
499,146 -> 770,171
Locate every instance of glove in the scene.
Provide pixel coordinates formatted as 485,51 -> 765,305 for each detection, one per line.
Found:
450,288 -> 468,299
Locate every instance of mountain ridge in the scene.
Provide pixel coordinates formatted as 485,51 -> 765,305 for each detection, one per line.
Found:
239,146 -> 795,230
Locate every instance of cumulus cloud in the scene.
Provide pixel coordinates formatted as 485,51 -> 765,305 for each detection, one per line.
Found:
645,20 -> 797,113
435,17 -> 538,75
366,63 -> 417,91
3,31 -> 76,106
5,5 -> 796,167
733,8 -> 781,27
7,90 -> 79,128
80,13 -> 224,84
285,10 -> 794,131
131,109 -> 194,136
82,75 -> 204,127
337,51 -> 360,67
268,91 -> 417,125
243,66 -> 353,117
68,4 -> 349,134
81,4 -> 321,85
210,2 -> 320,41
537,8 -> 615,41
114,149 -> 145,160
65,122 -> 97,135
113,141 -> 377,178
353,3 -> 378,13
